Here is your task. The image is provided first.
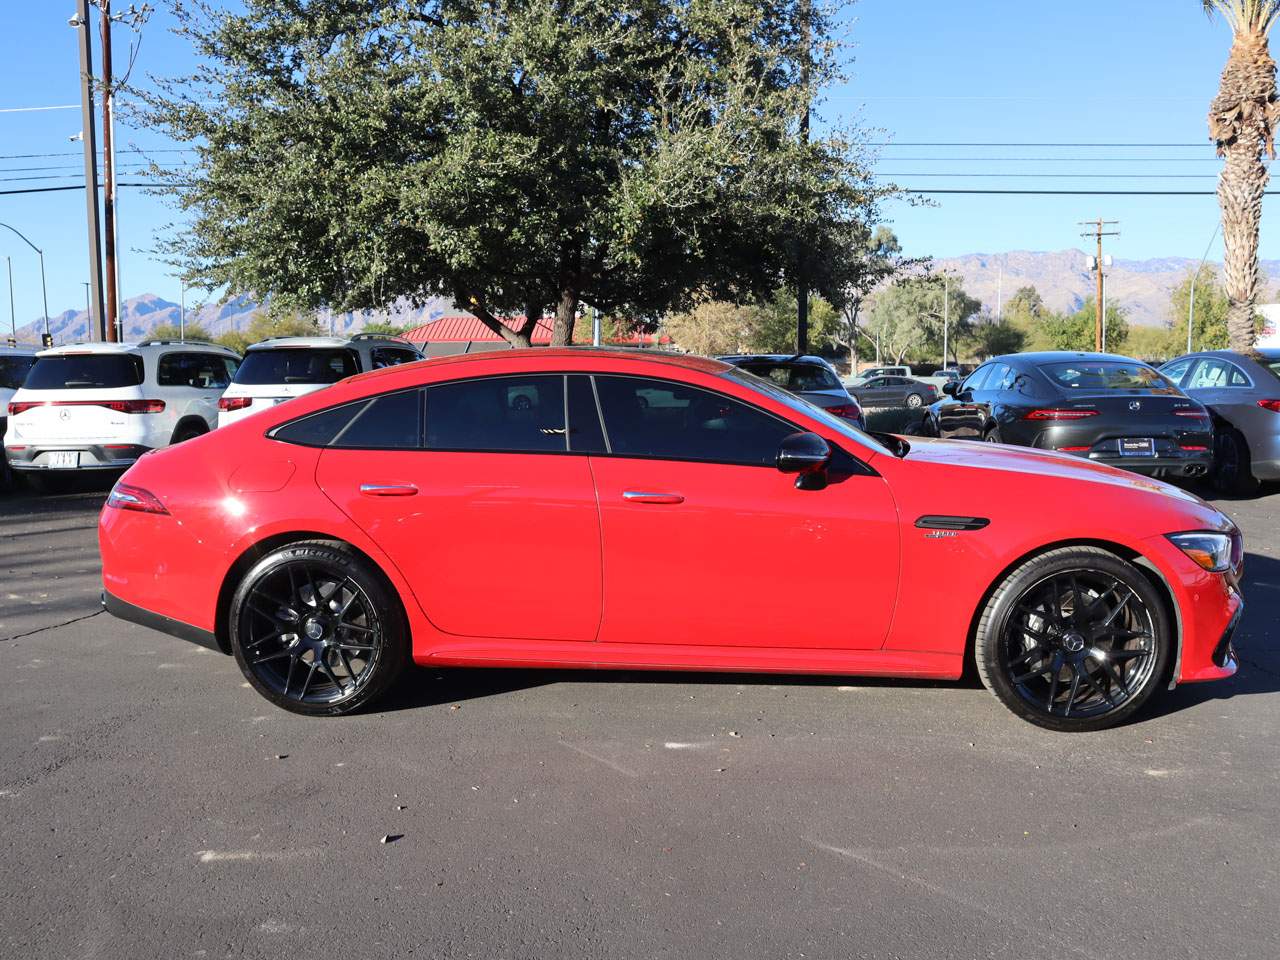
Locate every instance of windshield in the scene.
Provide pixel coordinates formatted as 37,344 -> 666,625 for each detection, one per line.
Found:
0,355 -> 35,390
24,353 -> 144,390
235,348 -> 358,385
724,368 -> 891,457
1038,360 -> 1177,394
736,361 -> 842,393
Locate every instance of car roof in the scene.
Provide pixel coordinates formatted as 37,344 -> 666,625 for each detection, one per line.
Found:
37,339 -> 237,357
346,347 -> 731,387
719,354 -> 832,366
997,351 -> 1151,365
246,334 -> 419,351
1177,348 -> 1280,362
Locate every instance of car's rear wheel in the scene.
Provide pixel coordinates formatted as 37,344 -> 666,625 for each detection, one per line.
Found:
974,547 -> 1170,732
171,422 -> 208,445
229,541 -> 409,716
906,392 -> 924,409
984,425 -> 1003,443
1212,427 -> 1259,497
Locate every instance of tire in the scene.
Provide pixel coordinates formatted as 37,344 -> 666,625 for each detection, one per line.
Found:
229,540 -> 410,716
171,421 -> 208,445
1212,427 -> 1260,497
984,425 -> 1003,444
905,392 -> 924,409
974,547 -> 1171,732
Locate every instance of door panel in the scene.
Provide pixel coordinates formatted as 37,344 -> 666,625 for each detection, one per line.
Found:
589,456 -> 900,650
316,449 -> 603,642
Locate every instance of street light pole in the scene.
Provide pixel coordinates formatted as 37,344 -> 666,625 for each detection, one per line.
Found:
1189,222 -> 1222,355
942,274 -> 950,368
6,256 -> 14,343
0,221 -> 51,344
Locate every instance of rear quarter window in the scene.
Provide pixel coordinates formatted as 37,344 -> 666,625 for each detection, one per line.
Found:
0,355 -> 36,390
24,353 -> 144,390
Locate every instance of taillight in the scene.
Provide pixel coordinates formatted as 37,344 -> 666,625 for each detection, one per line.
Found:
7,399 -> 164,415
1180,445 -> 1209,451
105,483 -> 169,515
1024,409 -> 1099,421
1058,445 -> 1092,452
1259,399 -> 1280,413
218,396 -> 253,412
827,403 -> 861,419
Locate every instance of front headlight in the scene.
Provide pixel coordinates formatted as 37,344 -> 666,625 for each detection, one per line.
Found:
1167,531 -> 1236,573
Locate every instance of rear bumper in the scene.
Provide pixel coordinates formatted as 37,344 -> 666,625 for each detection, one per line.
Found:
1061,450 -> 1213,478
101,589 -> 222,652
6,443 -> 150,470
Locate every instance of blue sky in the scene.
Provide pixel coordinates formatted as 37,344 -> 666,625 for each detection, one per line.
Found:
0,0 -> 1269,325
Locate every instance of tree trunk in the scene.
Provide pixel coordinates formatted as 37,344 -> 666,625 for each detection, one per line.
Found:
468,295 -> 532,348
1211,34 -> 1277,352
551,286 -> 577,346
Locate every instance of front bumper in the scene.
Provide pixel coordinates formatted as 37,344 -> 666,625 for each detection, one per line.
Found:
6,444 -> 150,471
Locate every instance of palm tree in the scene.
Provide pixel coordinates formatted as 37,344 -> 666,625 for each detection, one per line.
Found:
1204,1 -> 1280,351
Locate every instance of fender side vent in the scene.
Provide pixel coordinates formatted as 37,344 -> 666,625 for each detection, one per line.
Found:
915,515 -> 991,532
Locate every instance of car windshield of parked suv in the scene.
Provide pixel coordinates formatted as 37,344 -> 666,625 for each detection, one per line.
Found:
234,348 -> 358,385
0,355 -> 36,389
24,353 -> 144,389
1038,361 -> 1176,393
737,361 -> 842,393
724,368 -> 891,457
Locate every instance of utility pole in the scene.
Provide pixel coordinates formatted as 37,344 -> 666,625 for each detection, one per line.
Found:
73,0 -> 107,342
6,257 -> 14,345
179,279 -> 186,340
100,0 -> 120,341
1079,219 -> 1119,352
795,0 -> 811,355
996,263 -> 1003,323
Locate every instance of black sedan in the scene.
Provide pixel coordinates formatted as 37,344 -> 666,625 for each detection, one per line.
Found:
925,352 -> 1213,478
718,354 -> 864,427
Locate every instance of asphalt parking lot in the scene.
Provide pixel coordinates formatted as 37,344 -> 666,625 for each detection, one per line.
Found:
2,475 -> 1278,960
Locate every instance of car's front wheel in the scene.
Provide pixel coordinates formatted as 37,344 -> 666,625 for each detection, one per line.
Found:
229,540 -> 409,716
974,547 -> 1170,732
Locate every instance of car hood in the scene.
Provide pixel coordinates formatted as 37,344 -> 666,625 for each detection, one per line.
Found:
902,436 -> 1209,505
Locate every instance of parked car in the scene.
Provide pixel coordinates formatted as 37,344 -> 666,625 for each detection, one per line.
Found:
925,352 -> 1214,479
217,334 -> 423,428
849,374 -> 938,410
718,354 -> 863,427
0,345 -> 39,490
1158,349 -> 1280,494
4,339 -> 240,486
847,364 -> 912,386
101,348 -> 1241,732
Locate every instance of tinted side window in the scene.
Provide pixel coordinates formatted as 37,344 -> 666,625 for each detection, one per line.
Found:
1159,358 -> 1193,385
594,375 -> 794,466
984,363 -> 1012,391
272,401 -> 366,447
158,352 -> 233,388
961,366 -> 991,393
371,347 -> 420,369
332,390 -> 422,449
426,375 -> 567,453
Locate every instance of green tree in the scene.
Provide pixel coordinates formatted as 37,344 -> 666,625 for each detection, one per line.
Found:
968,319 -> 1026,360
149,321 -> 212,342
865,273 -> 980,365
828,226 -> 918,366
1040,298 -> 1129,352
663,301 -> 768,356
1170,266 -> 1234,351
359,320 -> 411,338
753,290 -> 840,354
142,0 -> 883,348
217,312 -> 322,354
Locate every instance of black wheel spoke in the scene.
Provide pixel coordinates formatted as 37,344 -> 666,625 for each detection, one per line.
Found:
283,655 -> 297,697
299,660 -> 319,699
1078,665 -> 1117,707
1107,648 -> 1153,661
1010,644 -> 1048,667
1097,657 -> 1130,697
252,649 -> 293,666
1046,659 -> 1061,712
318,656 -> 345,693
245,629 -> 285,652
1063,667 -> 1083,718
337,648 -> 359,686
337,620 -> 373,636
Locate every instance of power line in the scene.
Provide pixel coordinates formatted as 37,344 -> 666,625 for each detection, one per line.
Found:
0,104 -> 79,114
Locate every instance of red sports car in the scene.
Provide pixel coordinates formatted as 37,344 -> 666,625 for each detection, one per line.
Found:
99,350 -> 1243,731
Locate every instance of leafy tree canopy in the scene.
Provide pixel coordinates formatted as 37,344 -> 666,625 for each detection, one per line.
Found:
865,273 -> 981,365
1039,298 -> 1129,353
149,321 -> 212,342
142,0 -> 884,347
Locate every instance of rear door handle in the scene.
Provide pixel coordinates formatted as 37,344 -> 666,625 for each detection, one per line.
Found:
622,491 -> 684,505
360,483 -> 418,497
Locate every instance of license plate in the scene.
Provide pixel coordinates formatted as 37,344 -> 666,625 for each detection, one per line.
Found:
1119,438 -> 1155,457
47,451 -> 79,469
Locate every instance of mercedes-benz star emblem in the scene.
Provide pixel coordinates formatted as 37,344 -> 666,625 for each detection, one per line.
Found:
1129,400 -> 1142,412
59,408 -> 71,421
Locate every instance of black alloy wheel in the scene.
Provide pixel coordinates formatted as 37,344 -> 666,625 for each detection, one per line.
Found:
984,426 -> 1003,443
975,547 -> 1170,731
1212,427 -> 1260,497
230,541 -> 408,716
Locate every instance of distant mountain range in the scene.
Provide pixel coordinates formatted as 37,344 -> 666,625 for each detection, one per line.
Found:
936,249 -> 1280,328
12,249 -> 1280,344
12,293 -> 456,346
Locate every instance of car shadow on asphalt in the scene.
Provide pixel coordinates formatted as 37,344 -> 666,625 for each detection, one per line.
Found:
380,552 -> 1280,722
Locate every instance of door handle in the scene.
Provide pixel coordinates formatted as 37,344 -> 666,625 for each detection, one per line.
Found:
360,483 -> 418,497
622,491 -> 684,505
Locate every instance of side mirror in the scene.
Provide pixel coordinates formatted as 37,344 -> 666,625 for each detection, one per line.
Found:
777,432 -> 831,490
942,381 -> 960,397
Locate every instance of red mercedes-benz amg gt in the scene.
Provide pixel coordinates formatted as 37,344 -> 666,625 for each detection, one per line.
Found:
99,350 -> 1243,731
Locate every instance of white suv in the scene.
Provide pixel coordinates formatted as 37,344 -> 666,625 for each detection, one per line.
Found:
1,345 -> 40,489
217,334 -> 423,428
4,339 -> 240,478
